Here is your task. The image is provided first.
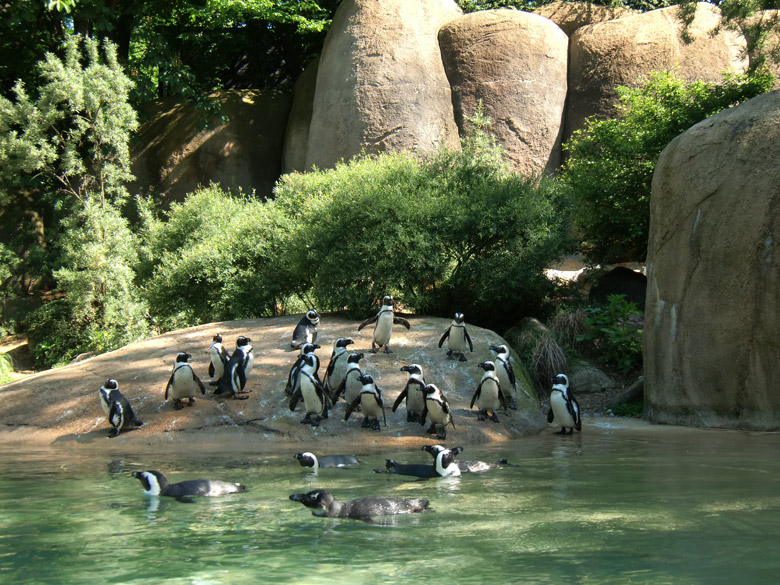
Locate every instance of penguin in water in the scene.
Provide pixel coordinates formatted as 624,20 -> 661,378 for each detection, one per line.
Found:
289,353 -> 330,426
380,446 -> 463,478
289,489 -> 429,521
331,352 -> 364,405
420,383 -> 455,440
470,361 -> 510,422
344,374 -> 386,431
547,373 -> 581,434
207,333 -> 229,385
438,312 -> 474,361
358,295 -> 410,353
131,470 -> 246,502
422,444 -> 509,473
490,344 -> 523,410
98,379 -> 143,438
214,335 -> 252,400
323,337 -> 354,398
291,309 -> 320,349
164,352 -> 206,410
392,364 -> 427,423
284,343 -> 321,396
294,452 -> 361,470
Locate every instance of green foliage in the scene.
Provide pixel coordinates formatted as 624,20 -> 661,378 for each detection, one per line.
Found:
0,352 -> 13,384
560,70 -> 773,264
454,0 -> 674,13
577,294 -> 643,376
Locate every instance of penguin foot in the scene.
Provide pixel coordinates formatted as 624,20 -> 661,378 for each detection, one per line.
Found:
384,346 -> 392,354
554,428 -> 567,435
361,418 -> 371,428
490,412 -> 500,423
426,424 -> 438,436
134,419 -> 144,427
436,432 -> 447,440
371,420 -> 381,431
188,398 -> 195,406
509,398 -> 517,411
174,402 -> 183,411
108,429 -> 119,438
407,412 -> 419,423
458,354 -> 468,362
311,416 -> 321,428
477,411 -> 486,421
233,395 -> 249,401
209,381 -> 219,386
301,413 -> 312,425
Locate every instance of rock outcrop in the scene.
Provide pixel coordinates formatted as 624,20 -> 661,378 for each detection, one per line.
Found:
644,89 -> 780,430
439,9 -> 569,176
533,0 -> 636,36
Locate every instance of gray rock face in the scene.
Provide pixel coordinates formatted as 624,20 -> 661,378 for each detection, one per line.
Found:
533,1 -> 635,36
304,0 -> 462,171
282,57 -> 319,174
644,89 -> 780,430
439,9 -> 569,176
567,3 -> 747,141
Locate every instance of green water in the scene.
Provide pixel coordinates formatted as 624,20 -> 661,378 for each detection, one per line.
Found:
1,419 -> 779,584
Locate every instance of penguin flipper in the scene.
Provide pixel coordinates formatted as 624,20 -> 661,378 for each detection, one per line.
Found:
289,389 -> 302,412
469,384 -> 482,410
394,316 -> 411,329
236,364 -> 247,392
358,314 -> 378,331
164,373 -> 175,401
419,404 -> 428,427
208,362 -> 215,378
438,328 -> 450,348
344,396 -> 361,421
391,388 -> 408,413
193,373 -> 207,395
465,329 -> 474,352
547,407 -> 555,423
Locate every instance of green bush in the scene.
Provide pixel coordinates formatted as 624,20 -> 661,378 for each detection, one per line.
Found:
577,294 -> 643,376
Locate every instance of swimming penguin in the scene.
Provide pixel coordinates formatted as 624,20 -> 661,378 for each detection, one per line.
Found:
284,343 -> 321,396
357,295 -> 410,353
294,452 -> 361,470
380,446 -> 463,478
289,353 -> 329,426
470,361 -> 509,423
291,309 -> 320,349
331,352 -> 364,405
289,489 -> 429,521
164,352 -> 206,410
420,383 -> 455,440
392,364 -> 427,423
207,333 -> 229,385
438,313 -> 474,361
490,344 -> 523,410
214,336 -> 252,400
547,373 -> 581,434
131,470 -> 246,502
98,379 -> 143,438
422,444 -> 509,473
344,373 -> 386,431
323,337 -> 354,397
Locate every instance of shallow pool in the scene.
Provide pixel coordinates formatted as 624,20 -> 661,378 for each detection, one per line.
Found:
1,419 -> 779,584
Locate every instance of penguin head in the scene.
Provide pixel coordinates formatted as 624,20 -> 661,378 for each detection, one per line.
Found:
552,373 -> 569,388
454,312 -> 465,323
294,452 -> 318,468
478,361 -> 496,372
236,336 -> 252,347
289,489 -> 334,516
358,373 -> 375,386
212,334 -> 223,343
435,447 -> 464,477
301,343 -> 320,355
381,295 -> 393,307
306,309 -> 320,324
103,379 -> 119,391
132,470 -> 167,495
489,344 -> 509,355
347,352 -> 364,364
335,337 -> 354,349
302,353 -> 317,368
175,352 -> 191,363
422,383 -> 439,396
421,444 -> 446,457
401,364 -> 423,375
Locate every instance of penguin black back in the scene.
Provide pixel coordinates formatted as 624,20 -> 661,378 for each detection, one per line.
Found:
289,489 -> 429,521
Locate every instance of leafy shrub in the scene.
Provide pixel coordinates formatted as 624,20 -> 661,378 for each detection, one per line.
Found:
0,352 -> 13,384
577,294 -> 643,375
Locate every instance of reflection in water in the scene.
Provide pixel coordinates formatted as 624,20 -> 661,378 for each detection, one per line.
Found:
1,420 -> 780,584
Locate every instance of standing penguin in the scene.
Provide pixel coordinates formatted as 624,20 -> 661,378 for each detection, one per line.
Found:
392,364 -> 427,423
289,353 -> 330,426
331,352 -> 364,405
284,343 -> 321,396
207,334 -> 229,385
490,344 -> 522,410
547,373 -> 581,434
470,361 -> 509,422
214,336 -> 252,400
323,337 -> 354,397
438,313 -> 474,361
164,352 -> 206,410
98,379 -> 143,438
345,374 -> 386,431
358,295 -> 410,354
291,309 -> 320,349
420,383 -> 455,440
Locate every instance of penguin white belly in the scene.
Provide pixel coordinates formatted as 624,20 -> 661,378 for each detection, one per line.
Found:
477,379 -> 501,412
209,346 -> 225,379
427,400 -> 449,426
495,367 -> 514,395
360,393 -> 383,420
448,326 -> 468,353
170,365 -> 198,400
244,350 -> 254,377
344,370 -> 363,405
408,383 -> 426,414
550,392 -> 575,428
301,377 -> 324,415
373,312 -> 394,347
331,355 -> 349,390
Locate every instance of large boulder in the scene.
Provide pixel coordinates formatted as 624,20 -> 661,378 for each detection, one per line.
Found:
533,1 -> 635,36
305,0 -> 462,170
567,3 -> 748,141
438,9 -> 569,176
282,57 -> 319,174
644,89 -> 780,430
131,91 -> 291,202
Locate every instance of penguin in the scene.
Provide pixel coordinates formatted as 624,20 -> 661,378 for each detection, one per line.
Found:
344,373 -> 386,431
294,452 -> 361,470
288,353 -> 329,426
131,470 -> 246,502
470,361 -> 510,422
420,383 -> 455,440
547,373 -> 581,434
322,337 -> 354,397
438,312 -> 473,361
164,352 -> 206,410
392,364 -> 427,423
357,295 -> 410,353
207,333 -> 229,385
380,446 -> 463,478
291,309 -> 320,349
214,335 -> 252,400
490,343 -> 522,410
98,379 -> 143,438
422,444 -> 509,473
289,489 -> 429,521
284,343 -> 321,396
331,352 -> 364,405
